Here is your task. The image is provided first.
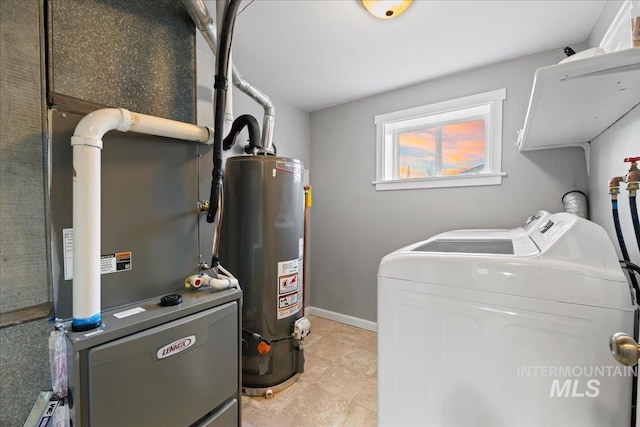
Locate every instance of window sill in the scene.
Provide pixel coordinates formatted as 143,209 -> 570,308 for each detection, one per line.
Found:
373,172 -> 506,191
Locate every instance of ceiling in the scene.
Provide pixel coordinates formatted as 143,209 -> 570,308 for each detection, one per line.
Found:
221,0 -> 607,112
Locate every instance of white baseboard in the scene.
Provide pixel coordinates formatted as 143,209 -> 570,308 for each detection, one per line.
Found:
305,306 -> 377,332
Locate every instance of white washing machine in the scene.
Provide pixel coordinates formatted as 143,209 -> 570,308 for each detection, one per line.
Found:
378,212 -> 636,427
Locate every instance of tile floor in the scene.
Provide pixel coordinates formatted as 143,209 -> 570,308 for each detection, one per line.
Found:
241,315 -> 377,427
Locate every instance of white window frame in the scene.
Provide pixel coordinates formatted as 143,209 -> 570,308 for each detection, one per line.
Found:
374,88 -> 507,191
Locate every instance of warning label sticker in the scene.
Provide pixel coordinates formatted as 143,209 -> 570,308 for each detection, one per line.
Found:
279,292 -> 298,308
62,229 -> 132,279
277,257 -> 303,319
101,252 -> 133,274
279,273 -> 298,294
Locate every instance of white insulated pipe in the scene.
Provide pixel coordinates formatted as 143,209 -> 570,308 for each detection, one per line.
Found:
70,108 -> 213,331
72,145 -> 102,329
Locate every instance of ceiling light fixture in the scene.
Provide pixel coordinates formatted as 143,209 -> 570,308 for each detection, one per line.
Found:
361,0 -> 412,19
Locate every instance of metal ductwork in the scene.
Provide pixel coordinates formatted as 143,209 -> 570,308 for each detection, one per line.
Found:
180,0 -> 275,152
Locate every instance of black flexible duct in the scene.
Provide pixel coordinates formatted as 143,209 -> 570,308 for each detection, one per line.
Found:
207,0 -> 242,225
223,114 -> 260,151
630,195 -> 640,253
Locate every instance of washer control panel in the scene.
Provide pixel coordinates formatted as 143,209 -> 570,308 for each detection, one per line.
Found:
529,213 -> 576,252
539,220 -> 554,234
522,211 -> 551,233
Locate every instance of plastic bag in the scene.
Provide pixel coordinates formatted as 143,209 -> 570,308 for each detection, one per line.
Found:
48,331 -> 67,398
51,400 -> 70,427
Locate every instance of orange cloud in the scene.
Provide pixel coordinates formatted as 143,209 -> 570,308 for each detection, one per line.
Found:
398,129 -> 436,151
443,140 -> 485,164
397,120 -> 486,176
442,120 -> 485,170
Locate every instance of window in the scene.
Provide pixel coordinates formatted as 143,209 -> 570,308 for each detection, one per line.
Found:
374,88 -> 506,190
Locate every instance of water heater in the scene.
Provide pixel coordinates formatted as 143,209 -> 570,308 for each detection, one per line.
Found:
220,155 -> 307,395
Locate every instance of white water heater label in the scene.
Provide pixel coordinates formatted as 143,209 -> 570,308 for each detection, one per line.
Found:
275,161 -> 302,182
277,257 -> 303,319
62,228 -> 132,279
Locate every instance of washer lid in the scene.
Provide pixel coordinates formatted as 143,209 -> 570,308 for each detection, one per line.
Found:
412,239 -> 514,255
378,213 -> 632,310
408,230 -> 540,257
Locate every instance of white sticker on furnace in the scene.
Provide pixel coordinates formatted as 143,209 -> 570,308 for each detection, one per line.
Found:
277,258 -> 303,319
63,228 -> 74,280
62,228 -> 132,280
113,307 -> 145,319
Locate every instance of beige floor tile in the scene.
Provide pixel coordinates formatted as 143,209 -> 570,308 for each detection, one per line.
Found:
242,378 -> 309,415
301,328 -> 324,346
313,363 -> 368,403
333,401 -> 377,427
242,317 -> 377,426
354,330 -> 377,349
301,348 -> 332,381
305,335 -> 358,363
278,382 -> 352,426
354,375 -> 377,413
327,323 -> 364,346
337,347 -> 377,376
307,315 -> 342,332
241,403 -> 268,427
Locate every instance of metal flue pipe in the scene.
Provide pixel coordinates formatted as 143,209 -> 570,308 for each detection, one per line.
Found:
180,0 -> 234,135
180,0 -> 275,151
231,63 -> 275,151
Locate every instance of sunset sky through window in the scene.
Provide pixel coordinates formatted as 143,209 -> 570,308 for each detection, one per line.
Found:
398,119 -> 485,178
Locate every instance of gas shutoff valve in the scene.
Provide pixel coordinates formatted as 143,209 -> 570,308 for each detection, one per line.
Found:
293,317 -> 311,340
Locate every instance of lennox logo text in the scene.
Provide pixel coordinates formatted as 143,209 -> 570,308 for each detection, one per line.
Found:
157,335 -> 196,359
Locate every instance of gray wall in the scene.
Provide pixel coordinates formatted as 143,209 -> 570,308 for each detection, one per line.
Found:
588,104 -> 640,262
588,0 -> 625,49
0,1 -> 53,425
0,0 -> 48,314
309,47 -> 589,322
585,1 -> 640,264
